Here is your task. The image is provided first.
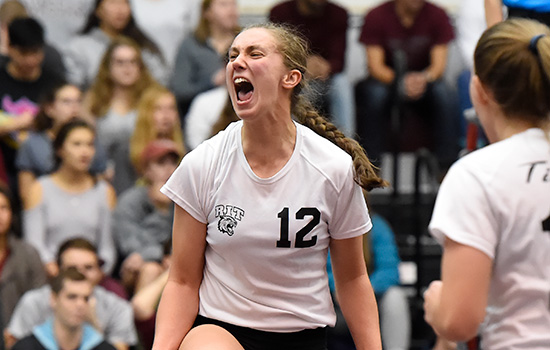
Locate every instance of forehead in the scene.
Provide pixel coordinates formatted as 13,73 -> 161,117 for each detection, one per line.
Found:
230,28 -> 279,51
112,45 -> 137,58
61,248 -> 98,265
60,280 -> 92,295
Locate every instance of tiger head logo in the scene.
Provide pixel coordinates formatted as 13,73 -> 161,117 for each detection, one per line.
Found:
218,216 -> 238,236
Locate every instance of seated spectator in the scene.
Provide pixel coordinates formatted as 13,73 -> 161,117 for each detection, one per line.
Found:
269,0 -> 356,137
327,213 -> 411,350
0,17 -> 63,195
356,0 -> 459,171
15,82 -> 107,205
170,0 -> 240,117
113,140 -> 181,295
129,85 -> 185,173
0,0 -> 65,78
132,0 -> 201,72
6,237 -> 138,350
0,185 -> 46,332
55,237 -> 128,300
64,0 -> 167,88
11,268 -> 117,350
83,36 -> 159,194
23,119 -> 117,277
130,239 -> 171,349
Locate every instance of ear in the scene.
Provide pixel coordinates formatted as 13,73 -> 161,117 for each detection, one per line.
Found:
282,69 -> 302,89
471,75 -> 491,106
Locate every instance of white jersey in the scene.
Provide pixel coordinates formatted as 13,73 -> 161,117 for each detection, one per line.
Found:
162,121 -> 371,332
429,128 -> 550,349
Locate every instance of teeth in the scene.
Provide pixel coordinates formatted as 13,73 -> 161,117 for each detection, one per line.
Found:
234,77 -> 249,84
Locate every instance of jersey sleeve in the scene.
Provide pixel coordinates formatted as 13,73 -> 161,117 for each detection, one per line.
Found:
161,145 -> 211,224
329,163 -> 372,239
429,161 -> 498,259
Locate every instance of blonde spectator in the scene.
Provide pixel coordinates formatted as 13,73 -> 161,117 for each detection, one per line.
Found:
130,85 -> 185,173
83,36 -> 159,194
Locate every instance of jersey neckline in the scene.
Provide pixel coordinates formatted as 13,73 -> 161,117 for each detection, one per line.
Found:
236,120 -> 302,184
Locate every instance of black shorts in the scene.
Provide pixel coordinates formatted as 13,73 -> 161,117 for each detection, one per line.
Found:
193,315 -> 328,350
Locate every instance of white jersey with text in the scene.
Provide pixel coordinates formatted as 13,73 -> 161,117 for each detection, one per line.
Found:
429,128 -> 550,349
162,121 -> 371,332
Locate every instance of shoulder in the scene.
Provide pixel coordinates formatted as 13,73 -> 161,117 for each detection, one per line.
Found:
117,185 -> 147,206
94,286 -> 131,308
297,124 -> 353,188
19,285 -> 51,305
24,179 -> 45,210
100,181 -> 117,209
327,2 -> 348,17
184,121 -> 241,165
366,1 -> 392,17
8,236 -> 40,256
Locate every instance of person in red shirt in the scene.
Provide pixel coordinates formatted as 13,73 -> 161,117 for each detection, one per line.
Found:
356,0 -> 459,172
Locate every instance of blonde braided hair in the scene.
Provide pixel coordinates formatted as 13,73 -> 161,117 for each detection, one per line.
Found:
249,22 -> 388,191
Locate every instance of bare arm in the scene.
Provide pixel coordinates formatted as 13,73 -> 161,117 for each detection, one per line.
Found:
152,205 -> 207,350
424,44 -> 449,83
17,170 -> 36,208
330,235 -> 382,350
423,238 -> 492,341
485,0 -> 504,27
366,46 -> 395,84
132,269 -> 169,321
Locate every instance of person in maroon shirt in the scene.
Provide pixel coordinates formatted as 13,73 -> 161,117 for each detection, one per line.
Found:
356,0 -> 459,172
269,0 -> 356,137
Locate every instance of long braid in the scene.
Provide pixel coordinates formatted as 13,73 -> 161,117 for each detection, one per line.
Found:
247,22 -> 389,191
295,99 -> 388,191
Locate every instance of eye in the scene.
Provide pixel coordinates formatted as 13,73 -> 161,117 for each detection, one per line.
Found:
250,51 -> 263,58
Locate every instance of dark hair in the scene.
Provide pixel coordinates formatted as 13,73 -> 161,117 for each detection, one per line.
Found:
52,119 -> 95,169
34,81 -> 73,132
81,0 -> 163,59
474,18 -> 550,122
50,267 -> 88,295
8,17 -> 44,48
239,23 -> 388,191
56,237 -> 99,267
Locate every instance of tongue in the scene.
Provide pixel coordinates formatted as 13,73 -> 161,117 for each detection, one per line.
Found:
238,89 -> 253,102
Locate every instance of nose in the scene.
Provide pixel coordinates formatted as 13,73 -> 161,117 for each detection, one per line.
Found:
231,55 -> 246,71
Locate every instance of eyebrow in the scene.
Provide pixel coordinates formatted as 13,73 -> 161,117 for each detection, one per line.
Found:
229,44 -> 265,54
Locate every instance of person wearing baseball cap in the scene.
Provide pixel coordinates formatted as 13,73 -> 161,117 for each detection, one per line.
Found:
112,139 -> 182,296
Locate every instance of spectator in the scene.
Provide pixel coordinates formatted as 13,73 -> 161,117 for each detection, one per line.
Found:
6,237 -> 138,350
129,85 -> 185,173
0,185 -> 46,333
23,119 -> 117,277
170,0 -> 240,118
356,0 -> 459,171
113,140 -> 181,295
269,0 -> 356,137
0,17 -> 63,195
132,0 -> 201,73
83,36 -> 159,194
0,0 -> 65,78
64,0 -> 166,88
11,268 -> 117,350
15,82 -> 107,205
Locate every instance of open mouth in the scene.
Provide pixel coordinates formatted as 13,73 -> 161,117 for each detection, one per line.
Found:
234,77 -> 254,102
